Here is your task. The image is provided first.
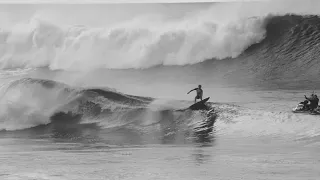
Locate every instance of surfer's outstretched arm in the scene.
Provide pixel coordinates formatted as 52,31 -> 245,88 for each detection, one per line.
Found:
305,95 -> 311,101
187,88 -> 196,94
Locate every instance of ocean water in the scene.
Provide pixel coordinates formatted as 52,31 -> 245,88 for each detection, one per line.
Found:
1,1 -> 320,180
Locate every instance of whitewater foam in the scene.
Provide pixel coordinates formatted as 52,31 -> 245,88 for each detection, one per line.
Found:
216,108 -> 320,140
3,16 -> 267,70
0,78 -> 77,130
2,1 -> 320,71
0,2 -> 284,70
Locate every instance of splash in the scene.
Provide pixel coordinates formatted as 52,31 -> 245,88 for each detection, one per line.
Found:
0,3 -> 271,70
2,1 -> 320,71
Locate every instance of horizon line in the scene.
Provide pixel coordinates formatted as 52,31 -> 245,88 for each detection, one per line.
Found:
0,0 -> 273,4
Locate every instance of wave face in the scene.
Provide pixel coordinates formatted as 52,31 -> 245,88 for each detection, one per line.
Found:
238,14 -> 320,83
0,78 -> 217,143
0,77 -> 152,131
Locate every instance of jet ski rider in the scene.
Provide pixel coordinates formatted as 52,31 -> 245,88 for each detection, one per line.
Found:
298,100 -> 309,110
304,93 -> 319,112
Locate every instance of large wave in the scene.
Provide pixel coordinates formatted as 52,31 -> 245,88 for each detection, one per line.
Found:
0,2 -> 275,70
0,17 -> 266,70
1,2 -> 320,73
0,78 -> 149,130
0,78 -> 217,144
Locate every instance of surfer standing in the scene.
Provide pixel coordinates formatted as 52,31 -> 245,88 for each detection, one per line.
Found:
187,85 -> 203,103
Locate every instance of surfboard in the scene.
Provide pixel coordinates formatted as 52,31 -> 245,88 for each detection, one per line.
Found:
189,97 -> 210,110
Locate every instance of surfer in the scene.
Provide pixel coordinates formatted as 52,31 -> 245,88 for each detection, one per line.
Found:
187,85 -> 203,103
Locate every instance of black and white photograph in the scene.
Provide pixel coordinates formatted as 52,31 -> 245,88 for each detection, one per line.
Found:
0,0 -> 319,179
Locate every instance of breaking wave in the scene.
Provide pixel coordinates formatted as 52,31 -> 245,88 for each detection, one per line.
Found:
0,0 -> 319,82
0,78 -> 217,143
0,12 -> 319,79
0,5 -> 268,70
0,78 -> 151,131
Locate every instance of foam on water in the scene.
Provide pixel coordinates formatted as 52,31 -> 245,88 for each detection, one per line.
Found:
215,108 -> 320,140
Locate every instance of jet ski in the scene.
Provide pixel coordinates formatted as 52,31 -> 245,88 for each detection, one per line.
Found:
292,101 -> 320,115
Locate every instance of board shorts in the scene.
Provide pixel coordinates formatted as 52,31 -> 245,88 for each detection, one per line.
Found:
196,95 -> 201,99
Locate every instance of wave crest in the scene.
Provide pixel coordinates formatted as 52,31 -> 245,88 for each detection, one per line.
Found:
0,11 -> 267,70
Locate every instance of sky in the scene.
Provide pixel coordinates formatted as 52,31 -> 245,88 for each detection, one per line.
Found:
0,0 -> 315,29
0,0 -> 271,3
0,3 -> 215,28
